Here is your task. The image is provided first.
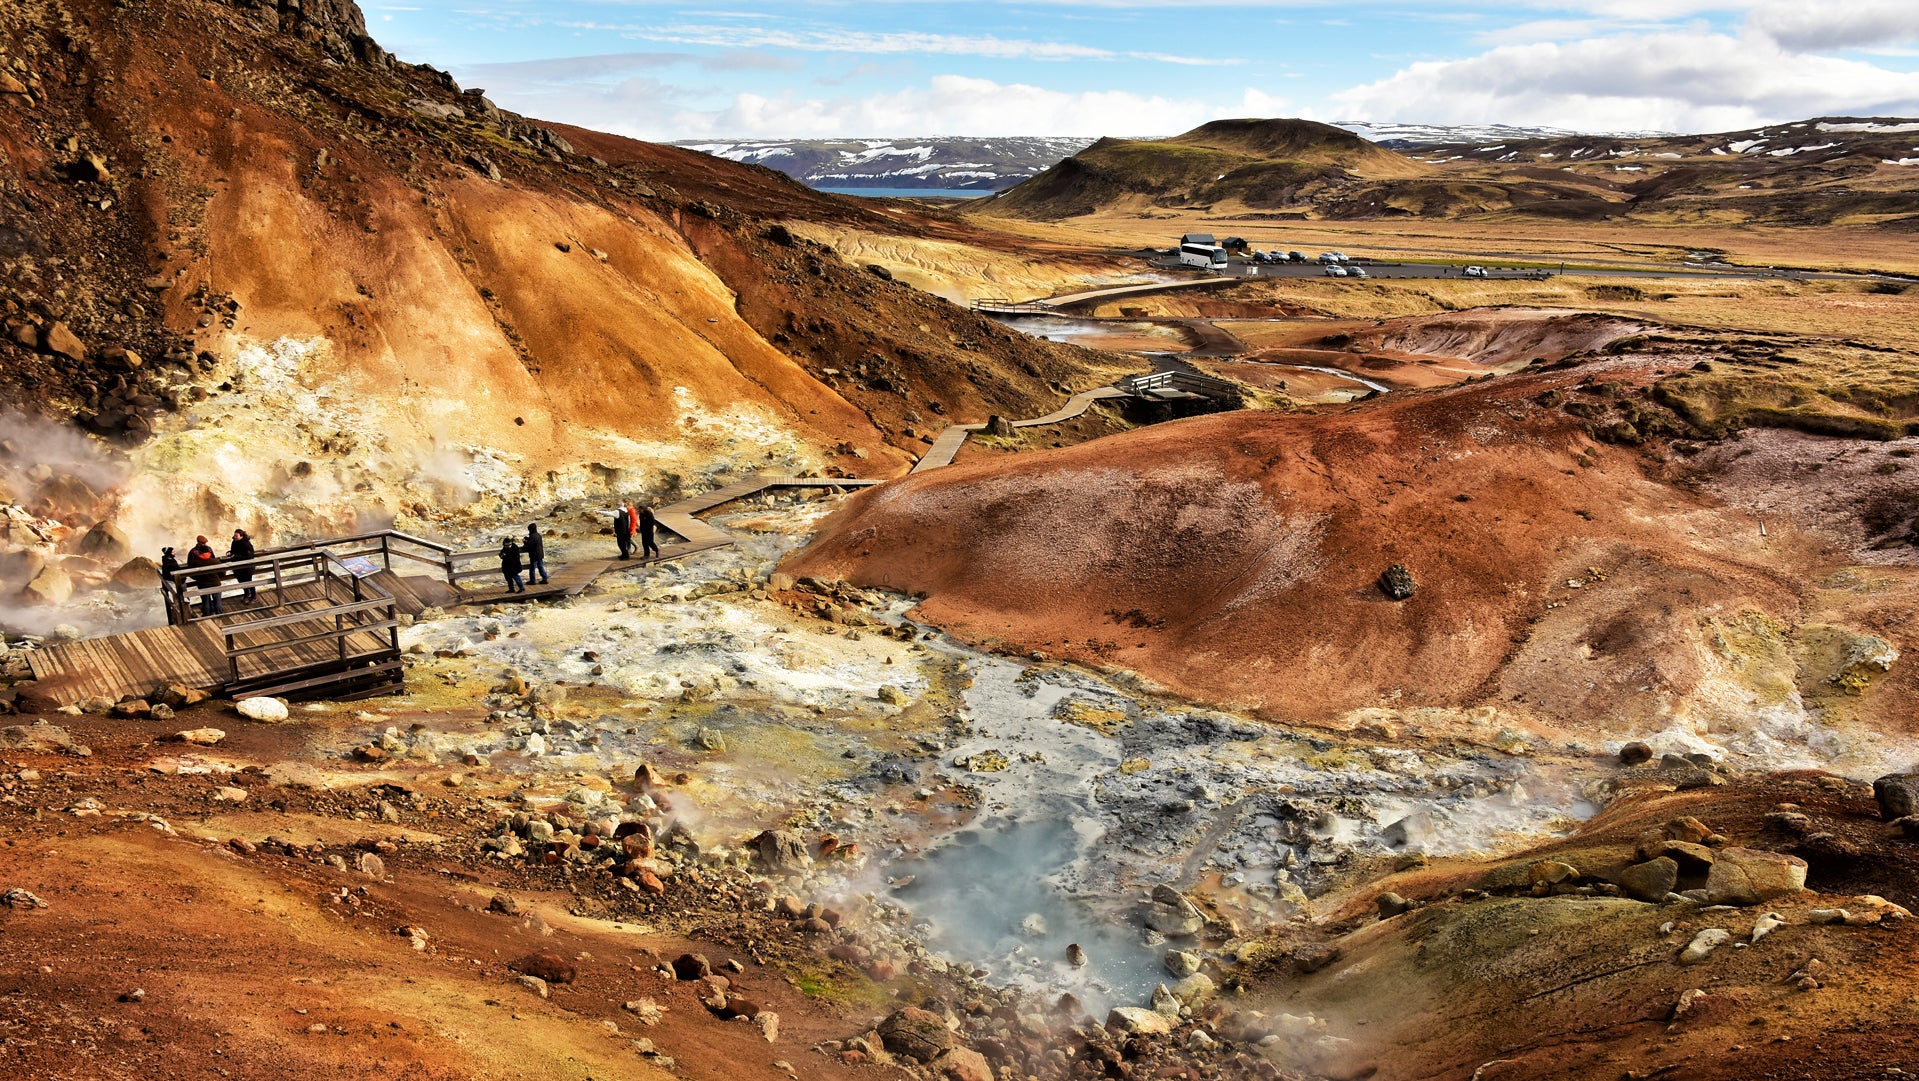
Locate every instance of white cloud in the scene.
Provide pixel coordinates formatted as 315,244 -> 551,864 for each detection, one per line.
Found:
563,22 -> 1220,64
1333,29 -> 1919,133
1750,0 -> 1919,52
655,76 -> 1289,139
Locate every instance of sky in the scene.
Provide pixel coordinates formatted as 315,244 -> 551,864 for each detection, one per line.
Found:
360,0 -> 1919,140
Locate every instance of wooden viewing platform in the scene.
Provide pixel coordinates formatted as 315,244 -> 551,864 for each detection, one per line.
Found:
24,475 -> 879,707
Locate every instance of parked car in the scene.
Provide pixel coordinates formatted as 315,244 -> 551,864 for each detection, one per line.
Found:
1464,265 -> 1488,277
1288,251 -> 1307,263
1324,265 -> 1348,277
1350,267 -> 1369,279
1253,251 -> 1272,264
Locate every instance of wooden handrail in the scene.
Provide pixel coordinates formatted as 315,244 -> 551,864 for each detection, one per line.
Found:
225,616 -> 400,659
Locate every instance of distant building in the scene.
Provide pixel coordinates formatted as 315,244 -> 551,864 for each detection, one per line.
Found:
1180,233 -> 1216,246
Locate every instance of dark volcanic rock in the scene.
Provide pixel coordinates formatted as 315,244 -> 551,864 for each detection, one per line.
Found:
1378,564 -> 1416,601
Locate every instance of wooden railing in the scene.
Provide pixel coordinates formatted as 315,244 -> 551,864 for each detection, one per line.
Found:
160,544 -> 405,700
1117,368 -> 1244,402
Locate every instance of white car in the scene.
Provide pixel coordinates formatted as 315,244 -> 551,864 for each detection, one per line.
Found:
1464,265 -> 1488,277
1324,265 -> 1349,277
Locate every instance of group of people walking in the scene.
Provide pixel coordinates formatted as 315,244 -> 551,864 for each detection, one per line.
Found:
160,529 -> 257,617
158,503 -> 668,613
495,502 -> 662,593
614,501 -> 660,561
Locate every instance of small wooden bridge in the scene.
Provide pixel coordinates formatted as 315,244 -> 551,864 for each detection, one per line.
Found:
24,475 -> 877,707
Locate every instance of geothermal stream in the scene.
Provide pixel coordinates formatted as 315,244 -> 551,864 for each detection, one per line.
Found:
261,494 -> 1800,1017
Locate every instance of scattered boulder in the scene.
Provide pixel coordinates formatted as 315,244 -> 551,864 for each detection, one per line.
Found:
985,415 -> 1015,438
76,522 -> 132,563
934,1046 -> 992,1081
0,722 -> 86,754
170,728 -> 226,746
671,953 -> 711,981
752,829 -> 808,873
878,1007 -> 954,1063
1377,563 -> 1416,601
40,321 -> 85,362
19,564 -> 73,605
1616,857 -> 1679,903
1066,943 -> 1088,967
512,952 -> 576,985
1619,741 -> 1654,766
1874,773 -> 1919,821
487,894 -> 521,916
1106,1006 -> 1172,1036
465,152 -> 502,182
1677,928 -> 1730,965
1704,848 -> 1807,905
235,697 -> 289,722
1528,860 -> 1579,886
1375,892 -> 1414,918
109,556 -> 162,592
2,887 -> 49,909
1144,883 -> 1205,936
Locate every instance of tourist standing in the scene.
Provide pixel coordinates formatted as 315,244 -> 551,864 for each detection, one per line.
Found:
613,502 -> 633,559
185,535 -> 222,616
227,528 -> 257,603
160,546 -> 183,621
638,506 -> 660,559
524,523 -> 549,585
499,538 -> 525,594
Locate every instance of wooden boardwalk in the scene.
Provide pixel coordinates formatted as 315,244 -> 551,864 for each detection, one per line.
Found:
23,475 -> 879,706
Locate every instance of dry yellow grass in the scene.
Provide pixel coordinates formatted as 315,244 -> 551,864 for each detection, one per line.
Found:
972,210 -> 1919,277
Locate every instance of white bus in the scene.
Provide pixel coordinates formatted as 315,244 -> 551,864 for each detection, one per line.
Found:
1178,243 -> 1228,271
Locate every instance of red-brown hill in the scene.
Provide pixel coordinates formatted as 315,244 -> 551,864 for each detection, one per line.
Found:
788,358 -> 1919,738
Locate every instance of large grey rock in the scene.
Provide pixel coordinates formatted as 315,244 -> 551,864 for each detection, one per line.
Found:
76,522 -> 131,564
1106,1006 -> 1173,1035
1875,773 -> 1919,821
752,829 -> 808,874
1704,847 -> 1807,905
19,564 -> 72,605
1616,857 -> 1678,903
1144,883 -> 1204,937
878,1007 -> 954,1063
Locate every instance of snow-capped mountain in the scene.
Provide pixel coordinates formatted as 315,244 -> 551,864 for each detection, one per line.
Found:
676,137 -> 1096,191
1332,121 -> 1673,148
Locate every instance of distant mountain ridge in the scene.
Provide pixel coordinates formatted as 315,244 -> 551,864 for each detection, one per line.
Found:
678,137 -> 1096,191
1332,121 -> 1672,148
971,115 -> 1919,228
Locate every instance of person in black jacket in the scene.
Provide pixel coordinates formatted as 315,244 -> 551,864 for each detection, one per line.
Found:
185,535 -> 222,616
524,523 -> 549,585
160,546 -> 184,621
228,528 -> 257,603
499,538 -> 524,594
639,506 -> 660,559
613,502 -> 633,559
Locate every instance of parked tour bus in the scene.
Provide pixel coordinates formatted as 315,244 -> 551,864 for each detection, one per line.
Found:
1179,243 -> 1229,270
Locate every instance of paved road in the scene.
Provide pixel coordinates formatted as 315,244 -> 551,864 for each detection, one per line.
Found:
1146,256 -> 1896,283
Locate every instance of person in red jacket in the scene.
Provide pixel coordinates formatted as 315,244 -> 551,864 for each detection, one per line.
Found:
185,535 -> 222,616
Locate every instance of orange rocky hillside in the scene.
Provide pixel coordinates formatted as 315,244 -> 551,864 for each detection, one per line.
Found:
788,355 -> 1919,744
0,0 -> 1124,529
